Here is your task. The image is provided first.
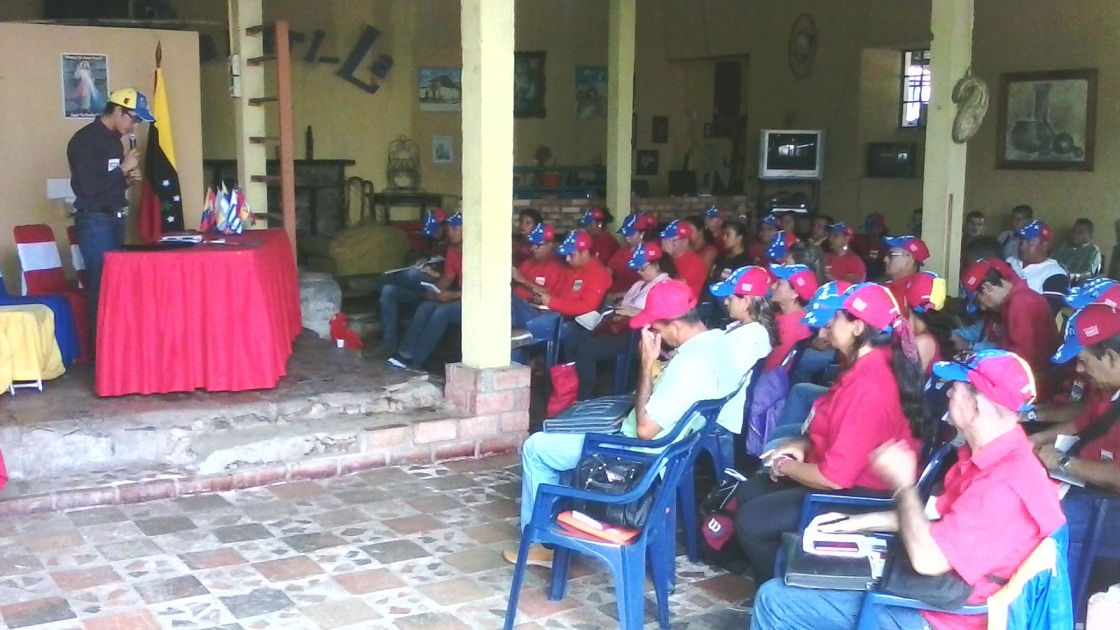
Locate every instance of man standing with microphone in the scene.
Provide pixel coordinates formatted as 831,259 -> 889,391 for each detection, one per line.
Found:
67,87 -> 154,356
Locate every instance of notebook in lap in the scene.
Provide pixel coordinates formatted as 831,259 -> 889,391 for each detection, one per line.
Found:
782,533 -> 879,591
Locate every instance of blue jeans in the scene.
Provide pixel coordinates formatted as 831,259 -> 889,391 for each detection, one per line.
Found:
74,211 -> 125,349
378,269 -> 430,349
750,578 -> 929,629
790,347 -> 836,385
397,299 -> 461,368
1064,487 -> 1120,595
764,382 -> 828,451
520,432 -> 586,529
511,296 -> 565,342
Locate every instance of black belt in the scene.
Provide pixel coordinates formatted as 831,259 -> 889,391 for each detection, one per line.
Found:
74,207 -> 125,216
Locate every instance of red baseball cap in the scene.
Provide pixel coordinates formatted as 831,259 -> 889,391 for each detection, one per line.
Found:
829,222 -> 854,238
630,280 -> 697,328
709,265 -> 771,298
660,219 -> 695,241
627,241 -> 664,269
578,207 -> 607,227
841,283 -> 902,331
1017,220 -> 1053,242
906,271 -> 947,313
557,230 -> 594,256
933,349 -> 1038,412
961,257 -> 1015,292
770,264 -> 819,301
883,235 -> 930,262
1053,304 -> 1120,363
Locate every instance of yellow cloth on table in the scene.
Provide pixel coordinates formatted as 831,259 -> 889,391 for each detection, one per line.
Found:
0,304 -> 65,392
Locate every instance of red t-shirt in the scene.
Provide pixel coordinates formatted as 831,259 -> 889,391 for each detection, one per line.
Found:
607,244 -> 641,293
591,231 -> 621,266
673,250 -> 709,299
885,273 -> 915,312
767,308 -> 811,371
824,250 -> 867,283
443,245 -> 463,288
982,282 -> 1060,400
923,427 -> 1065,630
547,258 -> 612,316
806,347 -> 919,490
514,257 -> 567,302
1072,388 -> 1120,465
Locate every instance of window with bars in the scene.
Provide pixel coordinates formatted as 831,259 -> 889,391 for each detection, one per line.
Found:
900,49 -> 931,128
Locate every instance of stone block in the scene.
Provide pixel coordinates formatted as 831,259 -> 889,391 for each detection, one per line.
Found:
54,488 -> 115,511
459,415 -> 500,440
0,495 -> 54,516
413,419 -> 458,444
445,363 -> 484,392
490,364 -> 532,391
479,434 -> 523,456
179,475 -> 234,496
500,411 -> 530,433
444,385 -> 470,412
288,458 -> 340,481
299,271 -> 342,340
389,446 -> 432,466
432,441 -> 478,462
118,479 -> 178,505
471,390 -> 516,415
229,466 -> 287,490
363,425 -> 411,450
339,452 -> 388,476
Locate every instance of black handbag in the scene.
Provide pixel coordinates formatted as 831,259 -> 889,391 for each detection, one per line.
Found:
877,542 -> 973,609
573,453 -> 657,529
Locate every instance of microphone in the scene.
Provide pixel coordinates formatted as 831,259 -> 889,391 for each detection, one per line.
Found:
128,133 -> 137,151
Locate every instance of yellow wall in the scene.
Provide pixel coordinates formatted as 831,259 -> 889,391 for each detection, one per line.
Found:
0,23 -> 202,293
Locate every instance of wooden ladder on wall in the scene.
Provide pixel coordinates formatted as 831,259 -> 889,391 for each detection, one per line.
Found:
241,20 -> 297,254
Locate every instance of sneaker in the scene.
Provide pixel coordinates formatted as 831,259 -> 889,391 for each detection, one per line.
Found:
502,543 -> 553,569
387,355 -> 409,369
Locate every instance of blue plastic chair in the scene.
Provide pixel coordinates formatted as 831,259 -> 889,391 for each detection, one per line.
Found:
0,272 -> 80,367
503,431 -> 703,630
856,525 -> 1072,630
1070,494 -> 1120,621
583,370 -> 753,563
610,329 -> 639,395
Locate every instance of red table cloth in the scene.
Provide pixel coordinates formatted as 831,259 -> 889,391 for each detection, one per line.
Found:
96,229 -> 301,396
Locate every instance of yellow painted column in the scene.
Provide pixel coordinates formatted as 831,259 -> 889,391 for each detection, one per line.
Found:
606,0 -> 636,230
460,0 -> 514,369
922,0 -> 974,290
227,0 -> 268,218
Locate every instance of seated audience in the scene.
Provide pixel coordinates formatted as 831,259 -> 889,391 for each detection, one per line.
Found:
808,214 -> 832,250
1032,304 -> 1120,589
377,208 -> 449,356
685,215 -> 719,268
577,207 -> 620,265
778,211 -> 798,236
511,230 -> 611,343
735,282 -> 926,585
1009,220 -> 1070,312
661,220 -> 708,299
767,265 -> 818,371
997,203 -> 1034,260
751,213 -> 781,264
882,235 -> 930,310
710,220 -> 752,282
1053,217 -> 1103,286
388,212 -> 464,370
563,241 -> 673,400
751,349 -> 1065,630
961,209 -> 986,263
513,208 -> 543,267
705,267 -> 774,434
852,212 -> 889,280
704,206 -> 728,252
960,257 -> 1061,401
504,280 -> 741,568
905,270 -> 955,375
823,222 -> 867,283
511,223 -> 565,302
605,212 -> 656,299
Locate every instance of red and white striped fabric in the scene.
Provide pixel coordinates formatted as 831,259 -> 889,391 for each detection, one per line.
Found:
66,225 -> 88,289
13,224 -> 90,362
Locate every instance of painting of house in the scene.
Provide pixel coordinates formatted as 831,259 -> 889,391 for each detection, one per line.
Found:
419,68 -> 462,112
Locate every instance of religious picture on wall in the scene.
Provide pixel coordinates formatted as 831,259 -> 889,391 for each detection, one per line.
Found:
62,53 -> 109,119
636,150 -> 659,176
997,69 -> 1097,171
575,66 -> 607,119
432,136 -> 454,164
514,51 -> 546,118
418,68 -> 462,112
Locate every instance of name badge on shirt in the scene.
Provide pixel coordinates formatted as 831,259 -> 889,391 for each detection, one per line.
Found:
534,276 -> 545,286
572,279 -> 583,291
1103,450 -> 1114,462
107,158 -> 121,172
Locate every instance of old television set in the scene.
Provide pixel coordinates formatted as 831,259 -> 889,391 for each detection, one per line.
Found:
758,130 -> 824,180
866,142 -> 918,178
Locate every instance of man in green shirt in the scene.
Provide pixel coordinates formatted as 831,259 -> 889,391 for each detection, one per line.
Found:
1053,217 -> 1103,285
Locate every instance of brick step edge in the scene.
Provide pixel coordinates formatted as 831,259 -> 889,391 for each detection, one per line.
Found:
0,431 -> 527,517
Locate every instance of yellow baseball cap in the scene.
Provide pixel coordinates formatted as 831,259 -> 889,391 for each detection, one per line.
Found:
108,88 -> 155,122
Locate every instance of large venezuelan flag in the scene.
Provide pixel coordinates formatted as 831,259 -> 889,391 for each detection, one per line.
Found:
139,43 -> 184,242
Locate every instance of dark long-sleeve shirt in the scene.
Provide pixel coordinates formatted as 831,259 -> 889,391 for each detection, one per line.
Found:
67,119 -> 128,210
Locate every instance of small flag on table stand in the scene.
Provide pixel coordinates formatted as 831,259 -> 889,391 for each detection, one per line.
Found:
139,42 -> 185,243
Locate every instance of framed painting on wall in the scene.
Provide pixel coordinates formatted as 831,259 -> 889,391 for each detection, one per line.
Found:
61,53 -> 109,119
996,68 -> 1097,171
514,51 -> 546,118
636,150 -> 659,176
418,68 -> 462,112
575,66 -> 606,118
432,136 -> 454,164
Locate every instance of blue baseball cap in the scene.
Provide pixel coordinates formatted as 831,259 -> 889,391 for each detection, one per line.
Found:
447,212 -> 463,227
1053,304 -> 1120,364
709,266 -> 772,298
627,241 -> 664,270
803,281 -> 854,328
525,223 -> 555,245
557,230 -> 594,256
761,213 -> 781,227
933,349 -> 1037,412
882,235 -> 930,262
1066,278 -> 1120,309
660,219 -> 695,240
577,208 -> 607,227
108,87 -> 155,122
829,222 -> 854,237
1017,220 -> 1052,242
770,264 -> 819,301
421,208 -> 449,238
767,230 -> 797,260
705,206 -> 722,219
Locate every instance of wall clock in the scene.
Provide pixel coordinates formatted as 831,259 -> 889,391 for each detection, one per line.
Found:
788,13 -> 817,79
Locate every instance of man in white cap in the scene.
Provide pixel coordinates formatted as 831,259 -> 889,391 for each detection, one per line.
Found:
67,87 -> 155,351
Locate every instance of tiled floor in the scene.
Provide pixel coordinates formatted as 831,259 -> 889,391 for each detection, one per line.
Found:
0,454 -> 753,629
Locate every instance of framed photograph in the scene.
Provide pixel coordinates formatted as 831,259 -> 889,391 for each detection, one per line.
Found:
432,136 -> 454,164
418,67 -> 462,112
651,116 -> 669,144
636,150 -> 659,176
514,51 -> 546,118
996,69 -> 1097,171
575,66 -> 606,119
61,53 -> 109,119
